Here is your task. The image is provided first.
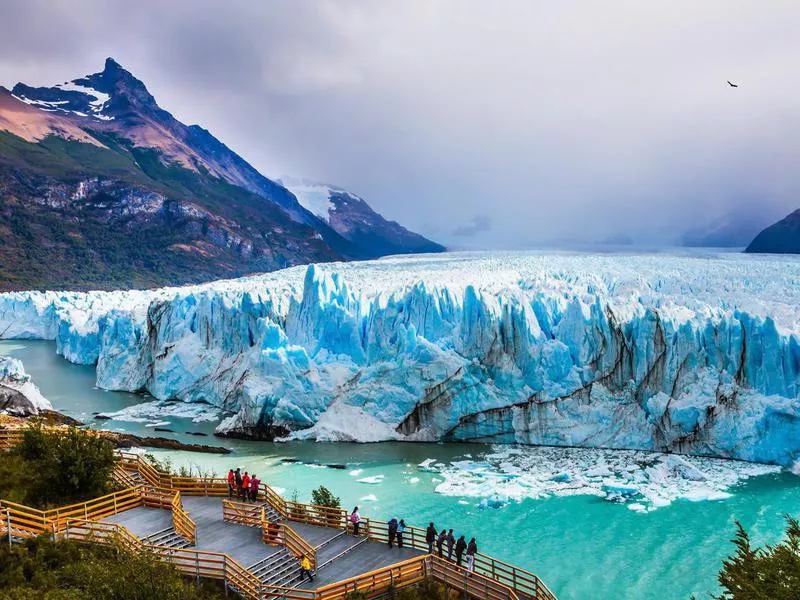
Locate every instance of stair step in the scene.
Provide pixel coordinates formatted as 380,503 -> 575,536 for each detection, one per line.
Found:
315,537 -> 369,571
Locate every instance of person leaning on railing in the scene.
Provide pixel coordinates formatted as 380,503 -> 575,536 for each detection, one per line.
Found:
466,538 -> 478,572
350,506 -> 361,535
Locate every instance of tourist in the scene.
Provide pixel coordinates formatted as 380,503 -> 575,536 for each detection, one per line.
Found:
234,468 -> 242,498
437,529 -> 447,557
455,535 -> 467,566
426,522 -> 437,554
466,538 -> 478,572
227,469 -> 235,498
446,529 -> 455,560
387,517 -> 398,548
299,555 -> 314,582
350,506 -> 361,535
249,473 -> 260,502
241,471 -> 251,502
396,519 -> 406,548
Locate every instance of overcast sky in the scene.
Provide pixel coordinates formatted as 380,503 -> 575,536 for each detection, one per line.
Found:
2,0 -> 799,248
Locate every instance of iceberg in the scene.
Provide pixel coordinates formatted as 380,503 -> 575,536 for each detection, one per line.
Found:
0,354 -> 52,415
1,251 -> 800,464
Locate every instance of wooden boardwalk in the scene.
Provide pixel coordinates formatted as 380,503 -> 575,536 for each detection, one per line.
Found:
103,496 -> 423,587
0,430 -> 557,600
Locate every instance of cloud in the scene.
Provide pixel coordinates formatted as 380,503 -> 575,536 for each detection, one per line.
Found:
453,215 -> 492,237
2,0 -> 800,250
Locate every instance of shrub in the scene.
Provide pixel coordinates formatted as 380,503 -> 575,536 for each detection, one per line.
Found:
311,485 -> 340,509
311,485 -> 342,527
0,535 -> 224,599
5,426 -> 116,507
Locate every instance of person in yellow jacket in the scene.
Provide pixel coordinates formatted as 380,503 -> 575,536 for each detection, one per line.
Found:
300,555 -> 314,582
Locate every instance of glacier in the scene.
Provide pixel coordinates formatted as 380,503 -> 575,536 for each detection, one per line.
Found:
1,251 -> 800,465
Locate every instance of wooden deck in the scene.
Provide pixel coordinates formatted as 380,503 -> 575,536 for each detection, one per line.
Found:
0,433 -> 557,600
103,496 -> 423,587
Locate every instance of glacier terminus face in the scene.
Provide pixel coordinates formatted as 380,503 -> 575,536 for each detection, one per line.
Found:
1,251 -> 799,465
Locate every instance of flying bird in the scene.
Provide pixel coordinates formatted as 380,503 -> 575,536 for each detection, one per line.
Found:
727,80 -> 739,88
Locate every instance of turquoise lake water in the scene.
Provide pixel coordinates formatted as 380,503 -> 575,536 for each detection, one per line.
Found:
2,339 -> 799,600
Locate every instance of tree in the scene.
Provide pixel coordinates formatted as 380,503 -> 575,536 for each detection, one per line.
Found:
311,486 -> 341,509
714,517 -> 800,600
311,485 -> 342,527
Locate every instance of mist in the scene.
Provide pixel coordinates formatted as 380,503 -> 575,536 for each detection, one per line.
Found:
2,0 -> 799,248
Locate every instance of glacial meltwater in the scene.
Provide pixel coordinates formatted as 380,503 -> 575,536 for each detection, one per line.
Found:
4,339 -> 800,600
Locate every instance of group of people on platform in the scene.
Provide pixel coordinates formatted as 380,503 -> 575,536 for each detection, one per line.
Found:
348,507 -> 478,573
226,467 -> 261,502
425,523 -> 478,572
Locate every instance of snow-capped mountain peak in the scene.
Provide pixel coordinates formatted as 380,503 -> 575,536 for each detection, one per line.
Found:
278,175 -> 445,257
278,176 -> 362,222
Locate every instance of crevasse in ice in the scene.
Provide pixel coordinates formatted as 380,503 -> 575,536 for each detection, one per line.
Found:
1,252 -> 799,464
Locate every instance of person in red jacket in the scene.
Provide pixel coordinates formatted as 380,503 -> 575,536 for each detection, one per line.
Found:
227,469 -> 235,498
249,474 -> 260,502
241,472 -> 251,502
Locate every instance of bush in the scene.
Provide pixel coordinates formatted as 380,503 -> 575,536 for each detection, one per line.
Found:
311,485 -> 340,509
1,426 -> 116,508
0,535 -> 224,599
311,485 -> 342,526
713,516 -> 800,599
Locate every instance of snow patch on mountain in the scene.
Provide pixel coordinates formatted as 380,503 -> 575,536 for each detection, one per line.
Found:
278,177 -> 338,221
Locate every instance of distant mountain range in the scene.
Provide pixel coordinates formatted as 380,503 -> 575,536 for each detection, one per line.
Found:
0,58 -> 443,291
678,204 -> 786,248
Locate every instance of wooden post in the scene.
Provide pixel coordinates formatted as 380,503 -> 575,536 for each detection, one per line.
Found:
7,508 -> 12,547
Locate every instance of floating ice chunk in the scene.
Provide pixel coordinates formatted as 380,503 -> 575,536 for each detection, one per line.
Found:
359,494 -> 378,502
418,459 -> 436,468
349,469 -> 364,477
409,477 -> 420,484
357,475 -> 385,484
144,421 -> 170,428
97,400 -> 220,423
434,444 -> 780,511
628,503 -> 647,513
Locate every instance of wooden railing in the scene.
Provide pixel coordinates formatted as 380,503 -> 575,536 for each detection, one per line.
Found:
0,499 -> 52,539
222,499 -> 264,527
316,554 -> 427,600
171,491 -> 197,544
1,486 -> 144,541
62,519 -> 315,600
282,522 -> 317,570
0,429 -> 23,451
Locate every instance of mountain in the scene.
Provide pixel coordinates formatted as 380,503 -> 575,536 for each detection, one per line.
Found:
745,208 -> 800,254
678,204 -> 785,248
279,177 -> 445,257
0,58 -> 442,291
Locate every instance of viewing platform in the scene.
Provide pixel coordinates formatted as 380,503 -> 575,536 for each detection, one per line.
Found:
0,429 -> 556,600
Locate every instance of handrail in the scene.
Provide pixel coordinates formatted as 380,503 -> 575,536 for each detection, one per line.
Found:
315,554 -> 428,600
171,490 -> 197,544
282,522 -> 317,570
222,499 -> 263,527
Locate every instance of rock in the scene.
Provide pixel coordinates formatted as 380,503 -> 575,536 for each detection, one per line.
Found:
153,427 -> 175,433
112,433 -> 231,454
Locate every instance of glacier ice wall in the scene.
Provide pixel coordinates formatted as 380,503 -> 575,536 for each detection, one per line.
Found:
1,252 -> 800,464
